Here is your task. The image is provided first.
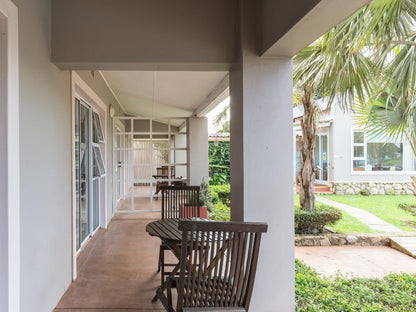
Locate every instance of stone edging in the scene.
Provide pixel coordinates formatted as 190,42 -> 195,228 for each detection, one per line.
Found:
295,233 -> 407,247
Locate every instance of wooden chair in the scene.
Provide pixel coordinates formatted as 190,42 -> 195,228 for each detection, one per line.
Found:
153,166 -> 176,195
158,185 -> 201,284
166,220 -> 268,312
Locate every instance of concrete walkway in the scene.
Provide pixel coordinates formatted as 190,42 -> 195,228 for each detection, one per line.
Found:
316,196 -> 403,233
296,246 -> 416,278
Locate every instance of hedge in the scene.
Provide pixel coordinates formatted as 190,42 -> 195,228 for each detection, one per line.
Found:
210,184 -> 230,207
295,204 -> 342,234
296,259 -> 416,311
209,141 -> 230,185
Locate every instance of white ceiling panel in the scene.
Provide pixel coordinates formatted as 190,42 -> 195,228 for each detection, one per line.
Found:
101,70 -> 228,118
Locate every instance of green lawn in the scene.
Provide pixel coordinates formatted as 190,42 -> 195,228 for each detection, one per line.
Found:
294,195 -> 374,233
320,194 -> 416,232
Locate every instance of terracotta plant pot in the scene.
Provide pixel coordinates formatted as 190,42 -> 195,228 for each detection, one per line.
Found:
180,204 -> 209,219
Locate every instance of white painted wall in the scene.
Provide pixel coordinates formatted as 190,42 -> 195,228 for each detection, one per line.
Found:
13,0 -> 72,310
188,117 -> 208,185
0,1 -> 19,311
331,106 -> 416,182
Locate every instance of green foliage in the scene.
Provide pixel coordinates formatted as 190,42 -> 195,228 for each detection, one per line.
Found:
398,203 -> 416,216
296,259 -> 416,311
385,189 -> 396,195
208,184 -> 231,221
208,141 -> 230,185
360,189 -> 371,196
210,202 -> 231,221
210,184 -> 230,207
295,204 -> 342,234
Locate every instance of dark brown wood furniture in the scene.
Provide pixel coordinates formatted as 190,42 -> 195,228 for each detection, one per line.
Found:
158,186 -> 200,286
153,166 -> 175,195
168,220 -> 267,312
146,219 -> 268,312
146,218 -> 188,304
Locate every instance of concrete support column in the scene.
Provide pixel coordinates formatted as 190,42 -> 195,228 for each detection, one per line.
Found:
230,0 -> 294,310
188,117 -> 209,186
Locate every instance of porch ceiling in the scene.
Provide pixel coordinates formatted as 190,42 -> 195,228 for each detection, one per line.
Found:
101,70 -> 228,119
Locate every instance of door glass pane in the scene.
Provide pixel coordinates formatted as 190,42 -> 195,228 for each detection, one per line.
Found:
315,136 -> 320,180
78,103 -> 90,248
93,179 -> 99,231
321,136 -> 328,181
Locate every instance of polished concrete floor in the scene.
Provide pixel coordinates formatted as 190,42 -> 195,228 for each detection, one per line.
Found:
55,213 -> 170,312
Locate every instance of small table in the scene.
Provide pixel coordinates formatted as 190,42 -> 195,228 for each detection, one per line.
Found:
146,218 -> 186,306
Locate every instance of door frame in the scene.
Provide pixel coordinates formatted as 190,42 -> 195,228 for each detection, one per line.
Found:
0,1 -> 19,311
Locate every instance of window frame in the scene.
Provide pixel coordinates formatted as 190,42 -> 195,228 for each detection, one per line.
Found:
351,128 -> 413,174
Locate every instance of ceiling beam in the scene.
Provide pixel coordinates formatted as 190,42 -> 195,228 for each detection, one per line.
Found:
261,0 -> 370,57
194,74 -> 229,117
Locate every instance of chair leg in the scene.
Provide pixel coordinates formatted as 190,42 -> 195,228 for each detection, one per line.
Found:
161,247 -> 165,287
167,278 -> 175,312
158,244 -> 162,272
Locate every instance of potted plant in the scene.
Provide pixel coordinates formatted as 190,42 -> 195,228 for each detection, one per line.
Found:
198,179 -> 211,219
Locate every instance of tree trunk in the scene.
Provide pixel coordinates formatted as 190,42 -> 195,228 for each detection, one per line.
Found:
299,85 -> 317,211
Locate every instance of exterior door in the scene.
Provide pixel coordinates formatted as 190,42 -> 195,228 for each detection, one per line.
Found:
75,100 -> 91,249
315,134 -> 328,185
75,98 -> 105,250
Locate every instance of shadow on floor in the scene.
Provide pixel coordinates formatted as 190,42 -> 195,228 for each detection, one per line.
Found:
55,213 -> 167,312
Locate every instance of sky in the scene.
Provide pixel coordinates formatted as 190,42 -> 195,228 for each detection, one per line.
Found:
205,96 -> 230,133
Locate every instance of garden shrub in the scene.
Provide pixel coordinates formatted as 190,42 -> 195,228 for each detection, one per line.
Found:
360,189 -> 370,196
296,259 -> 416,311
295,204 -> 342,234
210,191 -> 219,205
210,184 -> 230,207
210,202 -> 231,221
385,189 -> 395,195
398,203 -> 416,216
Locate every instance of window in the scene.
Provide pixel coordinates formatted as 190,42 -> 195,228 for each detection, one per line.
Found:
93,145 -> 106,177
93,111 -> 105,143
352,130 -> 414,172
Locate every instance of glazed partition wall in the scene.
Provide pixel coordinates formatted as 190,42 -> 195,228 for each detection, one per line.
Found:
75,98 -> 106,250
113,117 -> 189,213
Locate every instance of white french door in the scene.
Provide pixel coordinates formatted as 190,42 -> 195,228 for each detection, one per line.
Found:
315,134 -> 329,185
75,98 -> 105,250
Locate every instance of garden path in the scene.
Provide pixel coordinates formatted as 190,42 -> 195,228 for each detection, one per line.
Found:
316,196 -> 402,233
296,246 -> 416,278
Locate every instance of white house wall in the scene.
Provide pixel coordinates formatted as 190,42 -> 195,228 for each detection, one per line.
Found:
331,106 -> 416,182
13,0 -> 72,311
9,1 -> 125,309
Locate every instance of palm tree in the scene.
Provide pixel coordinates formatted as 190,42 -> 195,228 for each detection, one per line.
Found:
294,0 -> 416,210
